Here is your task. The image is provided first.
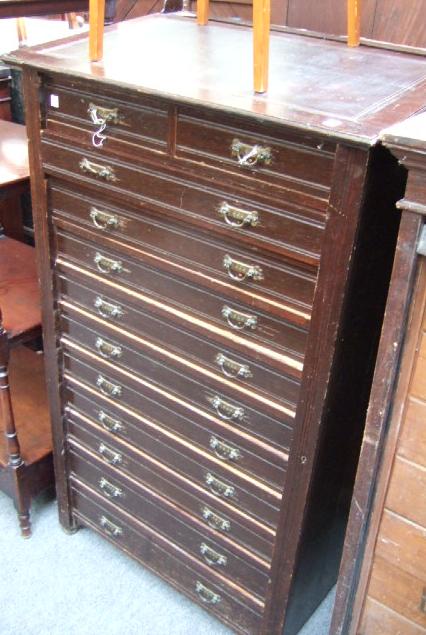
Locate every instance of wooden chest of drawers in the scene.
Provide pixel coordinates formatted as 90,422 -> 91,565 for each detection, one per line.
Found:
7,14 -> 426,635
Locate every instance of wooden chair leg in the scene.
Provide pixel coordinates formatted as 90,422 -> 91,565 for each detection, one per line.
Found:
67,12 -> 79,29
0,310 -> 23,469
89,0 -> 105,62
0,310 -> 30,537
14,490 -> 32,538
253,0 -> 270,94
16,18 -> 28,48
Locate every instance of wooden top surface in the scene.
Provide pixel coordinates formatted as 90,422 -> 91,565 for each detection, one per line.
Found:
0,121 -> 29,187
5,14 -> 426,145
381,111 -> 426,150
0,236 -> 41,340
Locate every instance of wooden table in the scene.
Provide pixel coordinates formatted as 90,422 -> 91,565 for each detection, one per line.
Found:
0,0 -> 87,18
0,120 -> 29,241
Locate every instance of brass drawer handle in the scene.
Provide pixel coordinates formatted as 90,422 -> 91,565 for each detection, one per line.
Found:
215,353 -> 252,380
223,254 -> 263,282
221,305 -> 257,331
97,410 -> 125,435
99,515 -> 123,537
231,138 -> 272,167
209,436 -> 241,462
98,442 -> 123,465
94,296 -> 124,320
98,477 -> 124,499
202,507 -> 230,532
218,202 -> 259,228
79,157 -> 117,182
88,103 -> 120,124
95,337 -> 122,360
90,207 -> 119,230
96,375 -> 122,398
205,472 -> 235,499
200,543 -> 227,567
209,395 -> 244,421
195,581 -> 221,605
94,252 -> 123,275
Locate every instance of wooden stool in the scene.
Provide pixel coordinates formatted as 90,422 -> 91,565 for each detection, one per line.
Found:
0,120 -> 30,242
0,228 -> 53,537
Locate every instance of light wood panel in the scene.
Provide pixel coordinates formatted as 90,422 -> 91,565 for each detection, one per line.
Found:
411,332 -> 426,399
386,456 -> 426,527
369,556 -> 426,629
399,397 -> 426,468
376,510 -> 426,580
360,597 -> 426,635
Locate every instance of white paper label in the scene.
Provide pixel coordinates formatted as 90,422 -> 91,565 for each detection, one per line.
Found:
50,94 -> 59,109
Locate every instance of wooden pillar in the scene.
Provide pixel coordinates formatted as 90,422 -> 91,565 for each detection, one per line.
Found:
348,0 -> 361,47
197,0 -> 209,25
89,0 -> 105,62
253,0 -> 270,93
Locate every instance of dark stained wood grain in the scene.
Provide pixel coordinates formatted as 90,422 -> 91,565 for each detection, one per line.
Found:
371,0 -> 426,48
286,0 -> 376,37
6,16 -> 426,144
22,65 -> 76,532
0,235 -> 40,340
0,0 -> 87,17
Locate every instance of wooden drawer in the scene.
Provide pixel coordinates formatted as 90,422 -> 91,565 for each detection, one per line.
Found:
56,264 -> 307,376
60,301 -> 301,412
71,484 -> 264,634
51,207 -> 316,324
60,324 -> 294,452
44,81 -> 169,155
65,383 -> 287,490
49,179 -> 325,266
176,108 -> 335,203
65,410 -> 276,559
59,316 -> 295,430
68,445 -> 271,598
64,380 -> 282,528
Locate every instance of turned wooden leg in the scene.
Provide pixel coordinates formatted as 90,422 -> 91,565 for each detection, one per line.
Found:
0,310 -> 23,468
14,494 -> 31,538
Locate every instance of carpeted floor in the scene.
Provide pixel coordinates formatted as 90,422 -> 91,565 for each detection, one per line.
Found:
0,490 -> 335,634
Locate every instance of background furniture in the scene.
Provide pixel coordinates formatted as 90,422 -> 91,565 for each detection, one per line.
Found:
115,0 -> 426,50
0,120 -> 30,241
330,112 -> 426,635
0,65 -> 11,120
7,13 -> 426,634
0,0 -> 87,18
0,230 -> 53,536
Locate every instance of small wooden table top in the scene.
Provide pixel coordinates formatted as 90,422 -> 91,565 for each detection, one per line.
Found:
0,0 -> 87,18
0,120 -> 29,188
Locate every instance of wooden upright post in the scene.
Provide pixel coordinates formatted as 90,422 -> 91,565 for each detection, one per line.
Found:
89,0 -> 105,62
348,0 -> 361,47
0,312 -> 22,469
16,18 -> 28,47
253,0 -> 270,93
197,0 -> 209,25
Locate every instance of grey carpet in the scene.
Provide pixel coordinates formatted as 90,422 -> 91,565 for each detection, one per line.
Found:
0,490 -> 334,634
